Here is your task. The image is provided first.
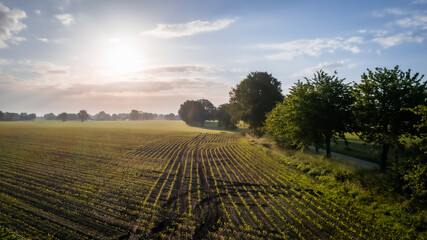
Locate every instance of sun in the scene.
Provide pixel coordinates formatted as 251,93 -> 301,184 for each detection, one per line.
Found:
105,38 -> 143,76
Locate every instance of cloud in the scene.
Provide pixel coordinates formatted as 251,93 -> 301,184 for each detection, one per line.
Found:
396,14 -> 427,29
373,8 -> 411,17
34,10 -> 41,15
412,0 -> 427,4
143,18 -> 237,38
372,32 -> 424,48
142,65 -> 221,75
37,37 -> 48,42
0,2 -> 27,48
0,76 -> 230,114
258,37 -> 363,60
30,62 -> 70,77
292,60 -> 356,78
55,13 -> 74,25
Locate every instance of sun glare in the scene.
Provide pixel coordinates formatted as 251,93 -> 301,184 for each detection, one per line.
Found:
104,38 -> 143,76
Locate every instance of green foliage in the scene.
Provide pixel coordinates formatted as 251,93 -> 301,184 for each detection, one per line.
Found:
353,66 -> 426,171
392,105 -> 427,210
229,72 -> 283,135
216,103 -> 237,130
178,99 -> 215,126
0,226 -> 24,240
198,99 -> 217,120
265,70 -> 353,157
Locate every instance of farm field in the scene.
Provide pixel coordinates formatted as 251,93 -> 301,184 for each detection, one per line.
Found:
0,121 -> 419,239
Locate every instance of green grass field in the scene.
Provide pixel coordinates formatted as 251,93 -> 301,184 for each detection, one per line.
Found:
0,121 -> 424,239
330,133 -> 396,164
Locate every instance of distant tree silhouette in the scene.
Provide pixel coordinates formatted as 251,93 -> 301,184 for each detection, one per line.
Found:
67,113 -> 78,121
95,111 -> 111,121
58,112 -> 68,121
164,113 -> 177,120
130,110 -> 141,120
77,110 -> 89,122
44,113 -> 56,120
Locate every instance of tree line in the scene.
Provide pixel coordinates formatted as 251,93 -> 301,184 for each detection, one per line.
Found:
178,99 -> 237,130
42,110 -> 179,122
0,111 -> 37,121
178,66 -> 425,197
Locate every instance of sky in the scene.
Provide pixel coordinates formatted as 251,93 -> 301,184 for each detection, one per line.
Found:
0,0 -> 426,115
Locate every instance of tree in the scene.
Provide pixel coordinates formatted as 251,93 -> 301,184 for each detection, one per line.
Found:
44,113 -> 56,120
217,103 -> 237,130
67,113 -> 78,121
130,110 -> 141,120
0,111 -> 3,120
395,105 -> 427,200
265,70 -> 354,158
77,110 -> 89,122
58,112 -> 68,121
265,81 -> 321,149
178,100 -> 207,126
95,111 -> 111,121
198,99 -> 217,120
28,113 -> 36,120
164,113 -> 177,120
229,72 -> 283,135
353,66 -> 426,171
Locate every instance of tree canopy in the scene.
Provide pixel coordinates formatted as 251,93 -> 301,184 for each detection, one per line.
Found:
178,99 -> 215,127
58,112 -> 68,121
353,66 -> 426,171
217,103 -> 237,130
95,111 -> 112,121
265,70 -> 354,157
77,110 -> 89,122
229,72 -> 283,135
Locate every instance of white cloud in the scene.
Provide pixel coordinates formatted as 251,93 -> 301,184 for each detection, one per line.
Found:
34,10 -> 41,15
55,13 -> 74,25
142,65 -> 221,75
31,62 -> 70,77
292,60 -> 356,78
412,0 -> 427,4
258,37 -> 363,60
373,8 -> 410,17
372,32 -> 424,48
0,2 -> 27,48
37,37 -> 48,42
396,14 -> 427,29
143,18 -> 237,38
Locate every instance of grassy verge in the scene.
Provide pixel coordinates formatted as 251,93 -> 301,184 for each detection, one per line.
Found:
249,135 -> 427,238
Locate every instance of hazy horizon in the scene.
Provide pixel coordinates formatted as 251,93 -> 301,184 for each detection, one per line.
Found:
1,0 -> 426,115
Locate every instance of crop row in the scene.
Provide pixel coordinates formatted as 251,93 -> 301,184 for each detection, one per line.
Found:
0,130 -> 390,239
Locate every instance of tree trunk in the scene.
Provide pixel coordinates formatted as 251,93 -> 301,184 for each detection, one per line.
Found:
380,144 -> 389,172
315,145 -> 319,153
325,135 -> 331,158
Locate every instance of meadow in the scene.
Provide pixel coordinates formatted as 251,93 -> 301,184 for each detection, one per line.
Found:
0,121 -> 423,239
